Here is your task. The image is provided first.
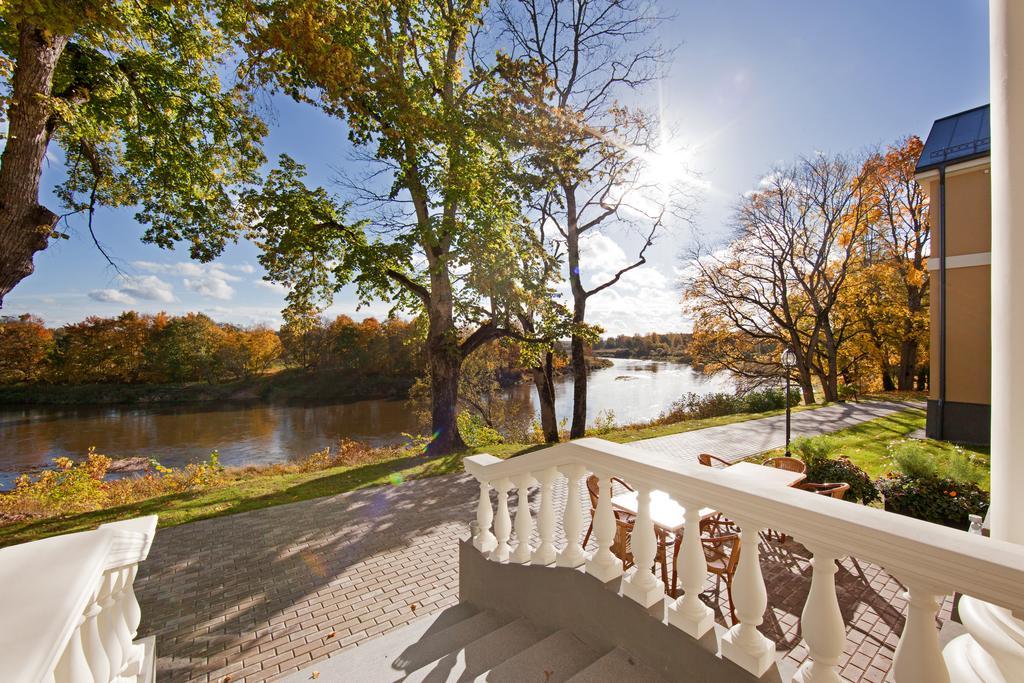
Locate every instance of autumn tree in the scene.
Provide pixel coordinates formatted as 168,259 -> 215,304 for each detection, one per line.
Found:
684,154 -> 870,402
241,0 -> 553,454
53,311 -> 160,383
498,0 -> 685,437
147,313 -> 228,384
849,137 -> 930,390
0,1 -> 268,305
0,314 -> 52,383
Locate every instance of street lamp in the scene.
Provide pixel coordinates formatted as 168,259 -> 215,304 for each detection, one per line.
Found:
781,348 -> 797,457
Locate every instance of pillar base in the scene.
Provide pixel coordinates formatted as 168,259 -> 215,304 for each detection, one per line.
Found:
621,569 -> 665,608
585,554 -> 623,583
667,599 -> 715,639
721,627 -> 775,677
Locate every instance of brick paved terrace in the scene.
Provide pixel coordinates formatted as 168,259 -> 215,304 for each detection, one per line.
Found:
136,465 -> 949,683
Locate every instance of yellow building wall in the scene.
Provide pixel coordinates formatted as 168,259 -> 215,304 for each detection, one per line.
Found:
927,165 -> 992,406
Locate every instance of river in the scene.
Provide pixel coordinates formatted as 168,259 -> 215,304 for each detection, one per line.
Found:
0,358 -> 731,488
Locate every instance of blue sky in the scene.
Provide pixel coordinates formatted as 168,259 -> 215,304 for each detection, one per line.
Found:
5,0 -> 989,335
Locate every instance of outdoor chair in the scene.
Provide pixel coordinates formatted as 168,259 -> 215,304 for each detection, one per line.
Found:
764,456 -> 807,474
697,453 -> 731,468
672,517 -> 741,624
799,482 -> 850,500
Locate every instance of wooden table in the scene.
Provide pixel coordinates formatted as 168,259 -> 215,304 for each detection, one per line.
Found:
718,460 -> 806,488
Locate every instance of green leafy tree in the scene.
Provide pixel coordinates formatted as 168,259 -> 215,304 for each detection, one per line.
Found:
0,0 -> 267,305
147,313 -> 227,383
241,0 -> 553,454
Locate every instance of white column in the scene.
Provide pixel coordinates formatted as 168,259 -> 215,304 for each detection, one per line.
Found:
793,547 -> 845,683
473,480 -> 497,554
532,467 -> 558,566
941,4 -> 1024,681
893,584 -> 950,683
490,478 -> 513,563
510,473 -> 536,564
556,464 -> 587,568
621,483 -> 665,607
720,519 -> 775,677
667,497 -> 714,638
585,471 -> 624,583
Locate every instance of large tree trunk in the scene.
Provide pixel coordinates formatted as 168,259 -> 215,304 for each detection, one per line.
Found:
0,24 -> 69,307
424,268 -> 466,456
566,189 -> 588,439
532,350 -> 559,443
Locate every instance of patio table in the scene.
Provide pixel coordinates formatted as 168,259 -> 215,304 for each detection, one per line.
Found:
718,460 -> 807,488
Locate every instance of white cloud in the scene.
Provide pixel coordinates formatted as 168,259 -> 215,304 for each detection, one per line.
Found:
253,279 -> 290,295
184,275 -> 235,300
120,275 -> 176,303
88,288 -> 136,305
132,260 -> 248,301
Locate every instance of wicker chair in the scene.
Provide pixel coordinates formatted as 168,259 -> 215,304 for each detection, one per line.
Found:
697,453 -> 731,468
582,474 -> 635,547
800,482 -> 850,500
764,456 -> 807,474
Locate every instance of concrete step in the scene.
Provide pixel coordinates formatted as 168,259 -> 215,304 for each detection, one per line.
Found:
478,629 -> 603,683
566,647 -> 670,683
405,617 -> 550,682
275,603 -> 497,683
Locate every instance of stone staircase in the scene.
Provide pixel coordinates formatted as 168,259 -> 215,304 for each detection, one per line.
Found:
279,602 -> 668,682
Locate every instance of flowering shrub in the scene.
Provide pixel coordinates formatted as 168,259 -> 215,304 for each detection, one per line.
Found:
790,436 -> 880,504
877,474 -> 989,528
1,449 -> 112,517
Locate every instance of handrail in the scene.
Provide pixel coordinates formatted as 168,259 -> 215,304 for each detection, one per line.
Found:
465,438 -> 1024,615
464,438 -> 1024,681
0,516 -> 158,683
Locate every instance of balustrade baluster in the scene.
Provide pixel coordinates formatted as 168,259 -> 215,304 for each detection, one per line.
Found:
532,467 -> 558,566
892,583 -> 951,683
510,473 -> 536,564
52,615 -> 91,683
668,496 -> 714,638
490,478 -> 513,563
585,471 -> 623,583
720,518 -> 775,677
97,571 -> 125,680
473,480 -> 497,554
793,546 -> 845,683
622,483 -> 664,607
81,583 -> 110,683
556,464 -> 587,568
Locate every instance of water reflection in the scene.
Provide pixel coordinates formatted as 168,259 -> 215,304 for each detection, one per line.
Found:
0,358 -> 731,487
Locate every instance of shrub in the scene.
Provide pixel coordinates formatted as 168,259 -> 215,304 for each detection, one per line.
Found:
807,456 -> 880,504
661,388 -> 801,424
457,412 -> 503,447
0,450 -> 111,517
790,436 -> 842,468
591,409 -> 617,435
888,440 -> 938,479
877,474 -> 989,529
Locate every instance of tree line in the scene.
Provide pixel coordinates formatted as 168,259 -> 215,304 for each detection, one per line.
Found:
1,0 -> 681,454
0,312 -> 427,386
591,333 -> 693,360
683,137 -> 930,402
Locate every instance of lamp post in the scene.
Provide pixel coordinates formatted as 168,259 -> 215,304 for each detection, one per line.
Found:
781,348 -> 797,457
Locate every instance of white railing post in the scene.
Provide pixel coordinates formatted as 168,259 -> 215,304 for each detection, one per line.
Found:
473,480 -> 497,554
667,496 -> 714,638
622,483 -> 665,607
793,546 -> 845,683
585,470 -> 623,583
510,473 -> 536,564
720,518 -> 775,677
490,478 -> 513,563
556,464 -> 587,568
532,467 -> 558,566
892,583 -> 950,683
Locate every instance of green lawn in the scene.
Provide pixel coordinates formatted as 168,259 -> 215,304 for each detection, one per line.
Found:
0,400 -> 832,548
754,407 -> 991,487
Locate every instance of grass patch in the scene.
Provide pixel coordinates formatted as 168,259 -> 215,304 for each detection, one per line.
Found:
754,407 -> 990,488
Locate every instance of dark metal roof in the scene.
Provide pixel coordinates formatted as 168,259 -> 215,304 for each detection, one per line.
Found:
916,104 -> 990,172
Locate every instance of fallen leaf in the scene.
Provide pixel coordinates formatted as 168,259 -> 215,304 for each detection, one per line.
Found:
222,677 -> 232,683
544,669 -> 554,682
311,672 -> 320,680
326,631 -> 337,639
410,603 -> 417,612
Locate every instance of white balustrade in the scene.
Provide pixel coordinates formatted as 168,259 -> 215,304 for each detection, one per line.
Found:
490,478 -> 513,563
556,464 -> 587,567
473,480 -> 497,554
621,483 -> 664,607
792,546 -> 845,683
462,438 -> 1024,683
584,470 -> 623,583
0,515 -> 158,683
510,473 -> 536,564
532,467 -> 558,566
667,495 -> 714,637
